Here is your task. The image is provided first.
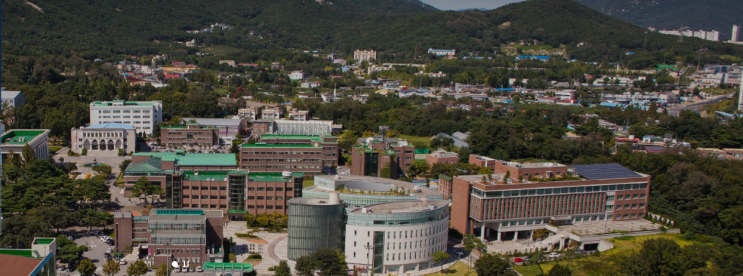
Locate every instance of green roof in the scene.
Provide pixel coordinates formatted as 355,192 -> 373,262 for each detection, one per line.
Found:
0,249 -> 39,258
183,171 -> 228,181
33,238 -> 55,245
92,101 -> 157,106
227,210 -> 247,213
202,262 -> 254,271
131,152 -> 236,167
439,174 -> 453,181
260,134 -> 322,142
162,125 -> 218,129
1,130 -> 46,145
415,149 -> 430,154
154,209 -> 204,216
241,143 -> 318,148
248,172 -> 303,182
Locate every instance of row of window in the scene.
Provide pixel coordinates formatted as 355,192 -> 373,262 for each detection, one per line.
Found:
182,195 -> 228,199
615,213 -> 642,219
167,132 -> 212,135
244,151 -> 323,155
472,183 -> 648,198
100,109 -> 150,113
100,121 -> 151,127
243,165 -> 322,169
183,186 -> 226,190
611,194 -> 646,200
247,205 -> 285,209
182,204 -> 227,208
243,158 -> 322,162
610,203 -> 645,210
247,187 -> 290,191
155,248 -> 200,255
246,196 -> 288,200
82,132 -> 122,138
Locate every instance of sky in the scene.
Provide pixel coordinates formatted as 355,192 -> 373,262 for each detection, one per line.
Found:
420,0 -> 525,10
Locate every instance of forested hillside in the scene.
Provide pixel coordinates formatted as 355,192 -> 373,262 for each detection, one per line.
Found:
575,0 -> 743,39
3,0 -> 743,64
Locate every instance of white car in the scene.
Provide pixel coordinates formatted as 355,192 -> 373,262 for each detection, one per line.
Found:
548,252 -> 561,258
196,266 -> 203,272
174,267 -> 182,273
106,248 -> 112,254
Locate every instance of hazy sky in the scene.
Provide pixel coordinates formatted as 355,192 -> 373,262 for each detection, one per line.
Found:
421,0 -> 524,10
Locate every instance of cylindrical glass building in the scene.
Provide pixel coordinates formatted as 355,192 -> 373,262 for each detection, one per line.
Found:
287,196 -> 345,260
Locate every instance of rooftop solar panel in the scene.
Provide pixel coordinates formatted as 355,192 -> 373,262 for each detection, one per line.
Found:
570,163 -> 641,180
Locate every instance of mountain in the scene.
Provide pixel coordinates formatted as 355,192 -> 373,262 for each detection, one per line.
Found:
575,0 -> 743,39
2,0 -> 742,63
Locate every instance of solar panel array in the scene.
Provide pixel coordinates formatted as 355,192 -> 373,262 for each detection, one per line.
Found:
570,163 -> 640,180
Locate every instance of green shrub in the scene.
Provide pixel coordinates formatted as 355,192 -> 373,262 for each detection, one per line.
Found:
81,148 -> 87,156
118,149 -> 124,156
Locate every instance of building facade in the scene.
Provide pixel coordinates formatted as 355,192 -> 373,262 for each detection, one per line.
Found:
122,152 -> 304,219
251,120 -> 341,137
261,107 -> 284,120
289,108 -> 310,121
345,200 -> 449,274
447,163 -> 650,241
182,118 -> 245,140
697,148 -> 743,161
238,107 -> 259,121
425,149 -> 458,165
354,50 -> 377,62
160,124 -> 219,147
113,209 -> 225,267
239,134 -> 339,175
1,89 -> 26,108
71,123 -> 137,155
287,195 -> 345,260
303,175 -> 444,207
0,129 -> 50,161
351,137 -> 415,179
89,101 -> 163,135
427,49 -> 456,56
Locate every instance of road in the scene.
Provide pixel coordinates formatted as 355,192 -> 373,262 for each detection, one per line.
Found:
667,93 -> 734,117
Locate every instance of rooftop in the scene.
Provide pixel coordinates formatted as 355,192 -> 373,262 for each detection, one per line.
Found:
570,163 -> 643,180
260,134 -> 323,142
1,129 -> 48,145
289,197 -> 344,205
350,200 -> 449,214
311,175 -> 441,197
149,209 -> 223,221
1,90 -> 23,99
33,238 -> 54,245
131,152 -> 237,167
0,250 -> 43,276
504,161 -> 568,169
183,118 -> 243,126
241,143 -> 318,148
91,100 -> 158,106
202,262 -> 253,272
85,122 -> 135,130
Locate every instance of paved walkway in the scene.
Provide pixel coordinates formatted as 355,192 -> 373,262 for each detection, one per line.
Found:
267,235 -> 287,262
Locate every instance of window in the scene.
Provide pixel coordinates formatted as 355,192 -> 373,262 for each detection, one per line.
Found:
640,194 -> 646,199
632,204 -> 638,209
276,188 -> 283,191
248,187 -> 255,191
257,196 -> 265,200
267,187 -> 274,191
257,187 -> 265,191
257,205 -> 264,209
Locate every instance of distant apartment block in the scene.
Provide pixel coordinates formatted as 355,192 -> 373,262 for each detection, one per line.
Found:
289,108 -> 310,121
425,149 -> 459,164
350,136 -> 416,178
90,100 -> 163,135
353,50 -> 377,62
238,107 -> 259,121
219,60 -> 236,67
289,71 -> 309,81
697,148 -> 743,161
428,48 -> 456,56
161,124 -> 219,147
261,107 -> 284,120
240,134 -> 339,175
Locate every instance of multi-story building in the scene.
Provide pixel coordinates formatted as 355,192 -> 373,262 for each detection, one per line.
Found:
354,50 -> 377,62
251,119 -> 341,136
0,129 -> 50,161
697,148 -> 743,160
425,149 -> 458,165
289,175 -> 447,274
1,89 -> 26,108
160,124 -> 219,147
468,154 -> 497,171
183,118 -> 245,140
113,209 -> 225,267
445,163 -> 650,242
89,100 -> 163,136
0,237 -> 57,276
427,49 -> 456,57
239,134 -> 339,175
289,108 -> 310,121
351,137 -> 415,179
289,71 -> 309,81
122,151 -> 304,219
238,107 -> 259,121
261,107 -> 284,120
71,123 -> 137,155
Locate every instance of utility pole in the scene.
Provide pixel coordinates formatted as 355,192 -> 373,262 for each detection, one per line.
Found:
164,241 -> 172,276
364,244 -> 374,275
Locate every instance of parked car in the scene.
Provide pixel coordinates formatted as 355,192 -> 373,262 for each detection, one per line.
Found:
576,249 -> 587,254
548,252 -> 561,258
57,265 -> 66,271
106,248 -> 112,254
119,260 -> 127,265
189,267 -> 196,272
513,257 -> 524,262
174,267 -> 181,273
196,266 -> 203,272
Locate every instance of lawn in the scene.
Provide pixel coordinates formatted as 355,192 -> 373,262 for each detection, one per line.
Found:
514,233 -> 694,276
395,134 -> 432,148
49,146 -> 62,153
428,261 -> 474,276
303,179 -> 315,188
114,173 -> 125,186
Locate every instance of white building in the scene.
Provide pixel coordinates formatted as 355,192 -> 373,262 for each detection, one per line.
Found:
261,107 -> 284,120
345,200 -> 450,273
289,108 -> 310,121
89,100 -> 163,136
71,123 -> 137,155
733,25 -> 740,42
238,107 -> 259,121
0,129 -> 50,161
289,71 -> 309,81
1,89 -> 26,108
427,49 -> 456,56
354,50 -> 377,62
300,81 -> 321,89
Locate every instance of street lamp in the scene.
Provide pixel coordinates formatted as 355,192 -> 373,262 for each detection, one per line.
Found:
364,244 -> 374,275
163,241 -> 172,276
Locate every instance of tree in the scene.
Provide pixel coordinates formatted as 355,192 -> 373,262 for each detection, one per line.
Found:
433,251 -> 449,272
548,264 -> 572,276
102,260 -> 121,276
474,253 -> 516,276
22,143 -> 36,167
295,255 -> 315,276
504,170 -> 511,183
77,258 -> 97,276
407,160 -> 430,179
127,260 -> 149,276
155,263 -> 171,276
462,234 -> 486,271
130,176 -> 163,205
57,235 -> 88,263
119,159 -> 132,172
274,260 -> 291,276
0,216 -> 54,248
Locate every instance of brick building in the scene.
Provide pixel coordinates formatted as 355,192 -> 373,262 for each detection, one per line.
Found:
239,134 -> 339,175
350,136 -> 415,179
445,162 -> 650,241
160,124 -> 219,147
113,209 -> 225,267
123,152 -> 304,219
425,149 -> 459,165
